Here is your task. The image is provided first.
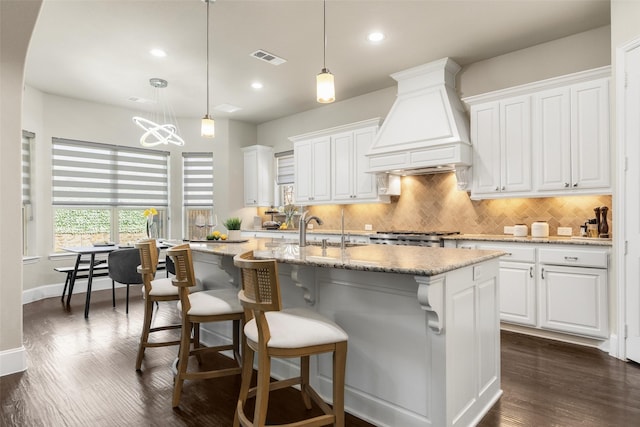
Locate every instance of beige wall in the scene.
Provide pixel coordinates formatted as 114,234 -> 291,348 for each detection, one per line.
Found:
0,0 -> 42,367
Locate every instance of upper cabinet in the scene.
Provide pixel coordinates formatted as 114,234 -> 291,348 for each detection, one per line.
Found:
535,78 -> 610,192
290,118 -> 392,206
471,96 -> 532,196
242,145 -> 273,207
464,66 -> 611,200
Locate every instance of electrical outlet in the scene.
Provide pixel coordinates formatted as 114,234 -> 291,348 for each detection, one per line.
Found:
504,226 -> 514,235
364,224 -> 373,231
307,223 -> 314,230
557,227 -> 573,236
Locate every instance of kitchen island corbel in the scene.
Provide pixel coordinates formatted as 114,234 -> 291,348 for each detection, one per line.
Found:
187,239 -> 504,427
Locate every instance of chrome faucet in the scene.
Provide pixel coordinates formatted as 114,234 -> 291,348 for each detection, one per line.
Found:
299,210 -> 324,247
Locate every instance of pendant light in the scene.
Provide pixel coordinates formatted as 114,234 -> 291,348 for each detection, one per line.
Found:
201,0 -> 215,138
316,0 -> 335,103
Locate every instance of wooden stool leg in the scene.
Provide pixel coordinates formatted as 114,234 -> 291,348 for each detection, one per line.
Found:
193,323 -> 202,365
254,349 -> 272,426
333,342 -> 348,427
136,297 -> 154,371
172,320 -> 193,407
234,341 -> 254,427
300,355 -> 312,409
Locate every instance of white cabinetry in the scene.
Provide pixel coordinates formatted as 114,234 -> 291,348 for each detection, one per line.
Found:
459,240 -> 610,340
538,247 -> 608,338
535,78 -> 610,192
290,118 -> 389,205
332,126 -> 380,201
471,96 -> 532,196
242,145 -> 273,207
464,66 -> 611,200
293,136 -> 331,204
476,244 -> 536,326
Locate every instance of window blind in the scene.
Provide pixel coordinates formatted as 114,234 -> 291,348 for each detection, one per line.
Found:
275,150 -> 294,184
22,131 -> 34,205
52,137 -> 169,206
182,152 -> 214,207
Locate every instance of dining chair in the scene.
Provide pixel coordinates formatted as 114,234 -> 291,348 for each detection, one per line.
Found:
233,250 -> 348,427
134,239 -> 182,371
108,248 -> 142,314
167,243 -> 244,408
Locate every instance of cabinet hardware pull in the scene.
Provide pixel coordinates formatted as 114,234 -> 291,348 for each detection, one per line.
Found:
501,186 -> 506,191
529,266 -> 534,278
541,268 -> 545,279
564,256 -> 578,261
573,183 -> 578,187
564,182 -> 570,188
495,186 -> 499,191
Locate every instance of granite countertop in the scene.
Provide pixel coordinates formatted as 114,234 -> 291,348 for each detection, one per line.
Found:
243,228 -> 372,236
448,234 -> 613,247
188,238 -> 504,277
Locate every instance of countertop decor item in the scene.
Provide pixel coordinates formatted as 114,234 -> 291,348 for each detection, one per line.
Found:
513,224 -> 528,237
531,221 -> 549,238
143,207 -> 158,239
223,217 -> 242,240
600,206 -> 609,238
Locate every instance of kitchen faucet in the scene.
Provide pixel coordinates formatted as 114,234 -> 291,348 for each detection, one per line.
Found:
299,210 -> 323,247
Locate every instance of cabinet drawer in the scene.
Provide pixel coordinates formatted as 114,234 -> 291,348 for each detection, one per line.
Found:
539,248 -> 608,268
477,244 -> 535,263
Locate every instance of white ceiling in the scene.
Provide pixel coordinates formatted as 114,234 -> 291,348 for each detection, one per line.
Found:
25,0 -> 610,125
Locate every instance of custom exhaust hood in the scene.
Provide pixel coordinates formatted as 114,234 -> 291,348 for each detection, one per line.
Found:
367,57 -> 472,176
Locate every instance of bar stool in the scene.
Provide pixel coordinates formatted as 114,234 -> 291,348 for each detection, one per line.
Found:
167,243 -> 244,408
233,250 -> 348,427
134,239 -> 182,371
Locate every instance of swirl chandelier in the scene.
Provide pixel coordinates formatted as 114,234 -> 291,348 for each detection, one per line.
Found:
133,78 -> 185,147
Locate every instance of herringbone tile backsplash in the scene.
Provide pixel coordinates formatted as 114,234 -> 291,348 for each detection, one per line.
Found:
303,173 -> 612,236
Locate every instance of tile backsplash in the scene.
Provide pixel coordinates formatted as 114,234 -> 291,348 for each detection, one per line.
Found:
273,173 -> 612,236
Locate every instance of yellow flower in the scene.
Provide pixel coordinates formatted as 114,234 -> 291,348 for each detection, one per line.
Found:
143,208 -> 158,217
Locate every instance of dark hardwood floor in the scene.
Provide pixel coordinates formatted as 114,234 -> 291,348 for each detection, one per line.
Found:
1,287 -> 639,426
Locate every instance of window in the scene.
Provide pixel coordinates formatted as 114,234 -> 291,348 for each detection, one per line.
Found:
182,152 -> 214,240
22,131 -> 34,255
275,150 -> 295,206
52,138 -> 169,250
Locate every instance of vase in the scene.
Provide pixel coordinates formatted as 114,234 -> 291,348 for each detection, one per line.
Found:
147,222 -> 158,239
228,230 -> 242,241
285,215 -> 296,229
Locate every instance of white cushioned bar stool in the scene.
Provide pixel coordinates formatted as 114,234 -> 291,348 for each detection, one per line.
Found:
233,250 -> 348,427
134,239 -> 182,371
167,243 -> 244,408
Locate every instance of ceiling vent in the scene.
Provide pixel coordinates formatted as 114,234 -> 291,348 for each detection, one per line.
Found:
250,49 -> 287,66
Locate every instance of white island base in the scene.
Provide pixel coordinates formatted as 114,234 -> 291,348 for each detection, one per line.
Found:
192,246 -> 501,427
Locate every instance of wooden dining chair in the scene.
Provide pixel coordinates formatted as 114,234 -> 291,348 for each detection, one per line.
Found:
134,239 -> 182,371
167,243 -> 244,408
233,250 -> 348,427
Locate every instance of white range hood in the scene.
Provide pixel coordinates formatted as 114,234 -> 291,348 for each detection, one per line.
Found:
367,57 -> 472,175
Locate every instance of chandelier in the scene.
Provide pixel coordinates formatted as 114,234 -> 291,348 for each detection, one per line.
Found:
133,78 -> 185,147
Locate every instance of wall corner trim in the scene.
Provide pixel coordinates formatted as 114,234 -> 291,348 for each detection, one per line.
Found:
0,346 -> 27,377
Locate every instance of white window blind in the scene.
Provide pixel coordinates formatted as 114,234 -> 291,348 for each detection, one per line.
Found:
22,131 -> 34,205
275,150 -> 294,184
52,137 -> 169,206
182,152 -> 214,207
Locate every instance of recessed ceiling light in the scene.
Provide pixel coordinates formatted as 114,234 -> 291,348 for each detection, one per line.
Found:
367,32 -> 385,43
251,82 -> 263,90
150,48 -> 167,57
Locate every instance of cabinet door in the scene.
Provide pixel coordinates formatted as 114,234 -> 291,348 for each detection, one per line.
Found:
243,148 -> 259,206
534,88 -> 572,191
500,96 -> 532,192
499,261 -> 536,326
353,127 -> 378,199
311,137 -> 332,202
471,102 -> 501,195
294,140 -> 313,203
571,78 -> 610,190
331,131 -> 354,201
539,264 -> 608,338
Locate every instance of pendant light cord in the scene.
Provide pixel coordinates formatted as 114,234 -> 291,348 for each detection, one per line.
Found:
323,0 -> 327,70
206,0 -> 210,117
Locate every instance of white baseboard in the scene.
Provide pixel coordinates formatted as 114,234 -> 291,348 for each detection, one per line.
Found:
0,346 -> 27,377
23,277 -> 126,305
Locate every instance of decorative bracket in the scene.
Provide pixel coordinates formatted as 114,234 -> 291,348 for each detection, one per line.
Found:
290,265 -> 316,306
415,275 -> 445,334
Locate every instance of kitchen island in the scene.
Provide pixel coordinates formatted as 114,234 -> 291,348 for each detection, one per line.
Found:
188,238 -> 504,427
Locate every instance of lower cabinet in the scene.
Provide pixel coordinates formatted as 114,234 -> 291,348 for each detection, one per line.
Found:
467,241 -> 610,340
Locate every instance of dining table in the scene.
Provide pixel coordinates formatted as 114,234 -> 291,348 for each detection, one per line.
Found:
62,245 -> 120,318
